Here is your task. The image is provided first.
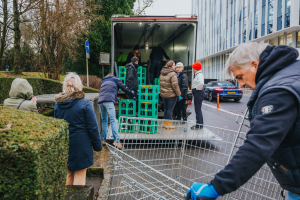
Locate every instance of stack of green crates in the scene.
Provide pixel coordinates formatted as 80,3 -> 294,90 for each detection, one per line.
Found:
118,66 -> 126,90
137,66 -> 146,85
118,99 -> 136,133
138,85 -> 159,134
118,66 -> 146,89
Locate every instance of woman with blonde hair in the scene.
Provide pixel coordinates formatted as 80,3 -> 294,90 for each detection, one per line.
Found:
159,60 -> 181,129
54,72 -> 102,185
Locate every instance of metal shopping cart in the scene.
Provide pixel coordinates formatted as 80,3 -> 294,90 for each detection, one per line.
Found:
105,110 -> 284,200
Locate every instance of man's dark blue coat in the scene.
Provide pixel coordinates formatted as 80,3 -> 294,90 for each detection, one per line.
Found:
211,45 -> 300,195
54,91 -> 102,171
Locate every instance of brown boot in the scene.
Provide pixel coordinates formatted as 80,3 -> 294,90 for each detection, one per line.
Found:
162,121 -> 166,127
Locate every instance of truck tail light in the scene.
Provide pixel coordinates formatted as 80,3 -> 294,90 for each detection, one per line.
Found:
237,88 -> 243,91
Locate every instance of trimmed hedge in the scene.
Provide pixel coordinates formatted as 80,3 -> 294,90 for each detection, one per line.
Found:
0,77 -> 100,104
0,106 -> 69,199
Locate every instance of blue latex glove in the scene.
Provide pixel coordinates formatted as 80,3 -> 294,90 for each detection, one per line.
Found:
133,97 -> 137,101
178,96 -> 182,101
185,183 -> 219,200
116,98 -> 120,102
177,74 -> 179,77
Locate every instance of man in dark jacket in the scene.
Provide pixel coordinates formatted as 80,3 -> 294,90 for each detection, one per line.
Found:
98,74 -> 135,149
174,62 -> 188,121
186,43 -> 300,200
149,44 -> 170,84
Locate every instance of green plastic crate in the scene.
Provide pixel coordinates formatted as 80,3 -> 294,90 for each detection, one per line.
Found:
138,101 -> 158,118
118,99 -> 136,133
138,85 -> 159,102
119,99 -> 136,117
138,119 -> 158,134
119,117 -> 136,133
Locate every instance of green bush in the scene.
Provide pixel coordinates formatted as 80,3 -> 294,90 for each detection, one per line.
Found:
0,106 -> 69,199
0,77 -> 100,104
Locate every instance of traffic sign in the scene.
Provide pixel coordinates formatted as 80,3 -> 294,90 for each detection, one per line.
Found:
5,65 -> 9,69
85,40 -> 90,53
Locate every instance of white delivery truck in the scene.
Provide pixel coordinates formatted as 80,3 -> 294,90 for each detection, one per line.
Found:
110,15 -> 198,117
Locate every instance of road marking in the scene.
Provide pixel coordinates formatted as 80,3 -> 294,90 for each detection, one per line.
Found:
202,103 -> 243,117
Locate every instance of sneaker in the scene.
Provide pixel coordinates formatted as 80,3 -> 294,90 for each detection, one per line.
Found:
182,118 -> 187,122
113,142 -> 123,149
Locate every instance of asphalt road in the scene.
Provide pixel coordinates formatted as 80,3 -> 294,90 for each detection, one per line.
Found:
187,95 -> 251,132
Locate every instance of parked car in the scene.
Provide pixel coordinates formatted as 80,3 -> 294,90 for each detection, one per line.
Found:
203,81 -> 243,102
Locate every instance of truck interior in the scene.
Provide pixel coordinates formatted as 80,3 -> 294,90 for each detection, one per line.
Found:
112,21 -> 196,84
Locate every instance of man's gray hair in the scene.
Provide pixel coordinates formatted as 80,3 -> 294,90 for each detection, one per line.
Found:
225,42 -> 269,76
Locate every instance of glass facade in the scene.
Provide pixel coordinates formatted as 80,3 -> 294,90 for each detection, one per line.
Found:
267,0 -> 274,34
286,33 -> 292,46
285,0 -> 291,28
262,0 -> 266,36
279,36 -> 284,45
277,0 -> 282,31
254,0 -> 259,39
243,0 -> 248,42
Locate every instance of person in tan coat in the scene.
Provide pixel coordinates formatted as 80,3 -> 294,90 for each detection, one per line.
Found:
159,60 -> 181,129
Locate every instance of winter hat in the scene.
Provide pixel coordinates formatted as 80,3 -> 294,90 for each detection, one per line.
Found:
192,62 -> 202,71
176,62 -> 184,69
133,45 -> 139,50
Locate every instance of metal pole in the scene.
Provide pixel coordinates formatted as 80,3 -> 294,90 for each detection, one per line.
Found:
86,58 -> 89,87
217,93 -> 220,109
102,65 -> 104,79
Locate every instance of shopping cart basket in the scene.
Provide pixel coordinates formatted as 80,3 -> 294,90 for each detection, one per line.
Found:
106,112 -> 283,200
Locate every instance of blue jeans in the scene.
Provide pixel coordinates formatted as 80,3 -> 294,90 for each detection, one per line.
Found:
162,96 -> 177,120
99,102 -> 119,142
286,192 -> 300,200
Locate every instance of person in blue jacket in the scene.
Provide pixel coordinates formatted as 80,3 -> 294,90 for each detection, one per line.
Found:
54,72 -> 102,186
186,42 -> 300,200
98,74 -> 135,149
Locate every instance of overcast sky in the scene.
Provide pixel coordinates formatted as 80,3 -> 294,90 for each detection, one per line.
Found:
134,0 -> 192,16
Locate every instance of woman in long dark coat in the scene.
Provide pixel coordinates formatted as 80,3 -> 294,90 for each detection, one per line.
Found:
54,72 -> 102,185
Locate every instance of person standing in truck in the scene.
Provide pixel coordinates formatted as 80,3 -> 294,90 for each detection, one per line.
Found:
149,43 -> 170,84
126,45 -> 141,66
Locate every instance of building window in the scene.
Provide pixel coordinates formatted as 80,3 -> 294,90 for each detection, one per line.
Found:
277,0 -> 283,31
262,0 -> 266,36
269,39 -> 275,46
285,0 -> 291,28
267,0 -> 274,34
286,33 -> 292,46
279,36 -> 284,45
254,0 -> 259,39
297,32 -> 300,48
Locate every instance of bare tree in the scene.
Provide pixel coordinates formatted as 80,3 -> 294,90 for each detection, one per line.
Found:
0,0 -> 9,68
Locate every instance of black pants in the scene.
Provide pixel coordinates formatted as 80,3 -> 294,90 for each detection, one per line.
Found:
175,99 -> 187,119
149,60 -> 162,85
134,90 -> 138,114
192,89 -> 205,125
162,96 -> 177,120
